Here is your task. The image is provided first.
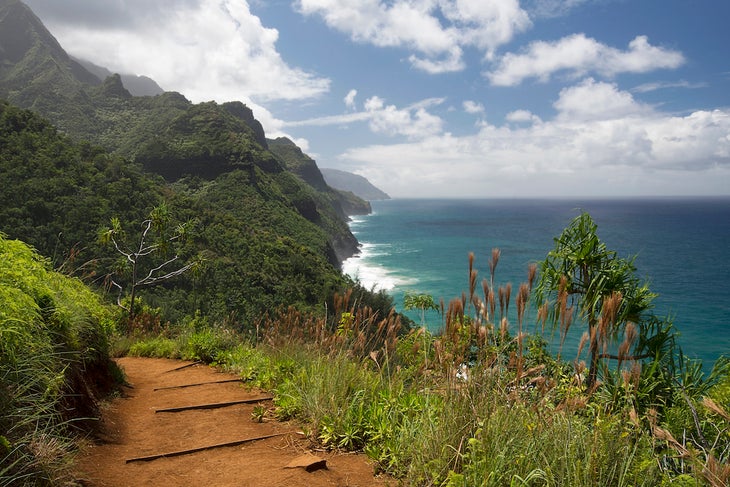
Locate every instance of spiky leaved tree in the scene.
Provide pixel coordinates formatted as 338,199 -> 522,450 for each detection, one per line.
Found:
534,212 -> 655,388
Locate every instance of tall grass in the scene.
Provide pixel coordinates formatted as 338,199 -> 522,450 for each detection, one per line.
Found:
1,234 -> 117,486
121,249 -> 730,486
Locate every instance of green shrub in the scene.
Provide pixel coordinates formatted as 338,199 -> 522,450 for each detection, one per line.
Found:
1,233 -> 116,485
128,337 -> 180,358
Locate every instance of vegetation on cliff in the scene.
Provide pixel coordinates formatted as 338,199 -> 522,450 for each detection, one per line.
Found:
0,233 -> 118,485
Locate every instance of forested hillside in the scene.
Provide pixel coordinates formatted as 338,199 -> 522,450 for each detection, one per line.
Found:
0,0 -> 384,326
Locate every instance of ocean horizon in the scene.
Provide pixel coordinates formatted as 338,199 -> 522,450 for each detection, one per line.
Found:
343,196 -> 730,369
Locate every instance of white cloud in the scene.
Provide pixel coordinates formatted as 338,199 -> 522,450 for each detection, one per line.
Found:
337,80 -> 730,198
440,0 -> 532,60
553,78 -> 651,121
35,0 -> 330,105
364,96 -> 444,138
463,100 -> 485,114
526,0 -> 591,19
344,89 -> 358,109
285,96 -> 445,139
505,109 -> 541,124
296,0 -> 530,72
487,34 -> 685,86
632,80 -> 708,93
409,47 -> 466,74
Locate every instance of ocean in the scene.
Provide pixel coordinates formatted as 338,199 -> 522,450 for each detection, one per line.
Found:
342,197 -> 730,368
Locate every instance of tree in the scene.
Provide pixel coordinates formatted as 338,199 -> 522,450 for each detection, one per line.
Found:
403,291 -> 439,328
534,212 -> 655,388
99,204 -> 198,324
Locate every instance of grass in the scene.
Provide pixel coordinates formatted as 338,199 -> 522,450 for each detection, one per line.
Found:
4,224 -> 730,485
1,234 -> 118,486
120,245 -> 730,486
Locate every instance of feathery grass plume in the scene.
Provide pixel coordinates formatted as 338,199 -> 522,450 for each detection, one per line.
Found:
702,397 -> 730,421
481,278 -> 490,320
576,332 -> 589,365
498,286 -> 506,319
500,317 -> 509,342
621,369 -> 632,389
505,283 -> 512,317
559,305 -> 574,355
468,252 -> 476,304
488,287 -> 496,323
616,321 -> 638,370
629,407 -> 640,428
469,270 -> 479,309
652,426 -> 689,457
516,283 -> 530,328
478,325 -> 488,348
630,361 -> 642,386
489,248 -> 500,288
527,263 -> 537,292
704,454 -> 730,487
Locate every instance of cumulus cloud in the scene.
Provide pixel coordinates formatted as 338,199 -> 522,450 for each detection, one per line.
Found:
487,34 -> 685,86
338,80 -> 730,197
286,95 -> 445,139
505,109 -> 542,124
463,100 -> 485,114
25,0 -> 330,105
296,0 -> 530,72
553,78 -> 652,121
364,96 -> 444,138
344,89 -> 358,110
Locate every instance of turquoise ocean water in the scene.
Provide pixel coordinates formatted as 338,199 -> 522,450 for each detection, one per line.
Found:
342,198 -> 730,368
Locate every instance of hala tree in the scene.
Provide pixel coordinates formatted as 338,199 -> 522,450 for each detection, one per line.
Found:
99,203 -> 198,324
534,212 -> 656,388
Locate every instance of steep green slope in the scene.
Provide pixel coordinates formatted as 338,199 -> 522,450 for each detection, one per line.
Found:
0,101 -> 352,324
0,232 -> 117,485
267,136 -> 367,253
0,1 -> 383,325
0,0 -> 361,262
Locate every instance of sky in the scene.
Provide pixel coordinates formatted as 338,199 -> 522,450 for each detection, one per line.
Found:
23,0 -> 730,198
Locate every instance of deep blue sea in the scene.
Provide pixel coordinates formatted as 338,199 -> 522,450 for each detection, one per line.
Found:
342,198 -> 730,369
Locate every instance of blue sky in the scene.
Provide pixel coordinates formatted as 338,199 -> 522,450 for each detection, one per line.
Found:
24,0 -> 730,197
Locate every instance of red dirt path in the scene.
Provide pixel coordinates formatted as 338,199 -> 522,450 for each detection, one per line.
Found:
74,357 -> 391,487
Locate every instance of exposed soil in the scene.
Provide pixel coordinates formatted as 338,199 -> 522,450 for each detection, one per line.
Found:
74,357 -> 392,487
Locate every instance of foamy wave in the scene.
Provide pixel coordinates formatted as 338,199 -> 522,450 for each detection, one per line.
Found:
347,216 -> 367,235
342,243 -> 416,291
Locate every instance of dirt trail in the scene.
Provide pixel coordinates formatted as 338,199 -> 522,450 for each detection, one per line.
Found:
75,357 -> 390,487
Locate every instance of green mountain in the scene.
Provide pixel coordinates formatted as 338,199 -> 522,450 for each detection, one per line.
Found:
72,56 -> 165,97
268,137 -> 372,217
0,0 -> 387,325
320,167 -> 391,201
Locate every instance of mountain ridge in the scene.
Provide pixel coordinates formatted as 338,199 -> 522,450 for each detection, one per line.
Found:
321,167 -> 390,201
72,56 -> 165,97
0,0 -> 394,325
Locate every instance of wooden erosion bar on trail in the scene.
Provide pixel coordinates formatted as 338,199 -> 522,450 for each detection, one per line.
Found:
153,378 -> 245,391
154,397 -> 273,413
161,361 -> 202,373
125,432 -> 292,463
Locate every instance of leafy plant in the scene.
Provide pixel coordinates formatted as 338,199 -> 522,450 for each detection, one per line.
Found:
534,212 -> 657,388
99,203 -> 199,325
